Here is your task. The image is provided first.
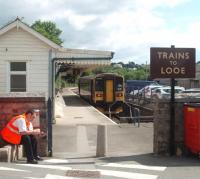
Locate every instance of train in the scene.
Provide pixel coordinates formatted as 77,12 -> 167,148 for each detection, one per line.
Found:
78,73 -> 124,115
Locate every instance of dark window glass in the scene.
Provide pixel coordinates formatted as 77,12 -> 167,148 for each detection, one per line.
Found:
115,78 -> 123,91
80,81 -> 91,92
10,75 -> 26,92
10,62 -> 26,71
95,78 -> 104,91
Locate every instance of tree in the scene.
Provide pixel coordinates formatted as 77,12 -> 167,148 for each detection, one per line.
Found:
31,20 -> 63,46
92,61 -> 150,81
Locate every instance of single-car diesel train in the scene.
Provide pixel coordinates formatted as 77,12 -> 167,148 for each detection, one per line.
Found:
78,73 -> 124,115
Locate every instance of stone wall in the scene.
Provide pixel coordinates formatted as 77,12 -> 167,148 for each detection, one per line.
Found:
0,97 -> 47,156
154,98 -> 200,156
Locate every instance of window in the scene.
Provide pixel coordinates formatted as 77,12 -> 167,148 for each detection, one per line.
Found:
115,78 -> 123,91
10,62 -> 27,92
95,78 -> 104,91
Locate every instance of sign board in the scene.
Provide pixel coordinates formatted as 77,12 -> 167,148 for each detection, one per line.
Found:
150,47 -> 195,79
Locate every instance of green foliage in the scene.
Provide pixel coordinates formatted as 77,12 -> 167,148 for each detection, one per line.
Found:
81,71 -> 93,77
55,74 -> 77,91
31,20 -> 63,45
90,64 -> 149,81
55,75 -> 65,90
56,61 -> 149,86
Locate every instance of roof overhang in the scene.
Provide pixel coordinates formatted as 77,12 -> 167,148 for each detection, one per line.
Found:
53,57 -> 111,69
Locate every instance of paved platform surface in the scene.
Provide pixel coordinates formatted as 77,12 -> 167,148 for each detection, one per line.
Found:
53,88 -> 153,158
1,88 -> 200,178
55,88 -> 115,126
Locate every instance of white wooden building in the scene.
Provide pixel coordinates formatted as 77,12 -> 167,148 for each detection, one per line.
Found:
0,18 -> 113,100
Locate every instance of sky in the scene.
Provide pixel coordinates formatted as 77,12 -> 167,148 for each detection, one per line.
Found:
0,0 -> 200,64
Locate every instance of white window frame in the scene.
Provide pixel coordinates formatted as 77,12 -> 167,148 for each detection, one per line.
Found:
7,61 -> 29,92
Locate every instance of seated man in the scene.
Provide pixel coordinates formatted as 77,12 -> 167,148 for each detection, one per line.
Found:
1,109 -> 46,164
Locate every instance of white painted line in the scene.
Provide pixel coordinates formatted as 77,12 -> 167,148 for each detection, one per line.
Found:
17,164 -> 71,171
99,169 -> 158,179
90,105 -> 117,125
101,163 -> 166,171
45,174 -> 81,179
43,159 -> 69,163
0,166 -> 30,172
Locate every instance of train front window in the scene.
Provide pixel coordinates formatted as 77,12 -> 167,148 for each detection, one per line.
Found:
95,79 -> 104,91
115,78 -> 123,91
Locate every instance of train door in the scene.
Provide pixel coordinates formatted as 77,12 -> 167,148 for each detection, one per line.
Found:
105,80 -> 114,103
91,79 -> 94,102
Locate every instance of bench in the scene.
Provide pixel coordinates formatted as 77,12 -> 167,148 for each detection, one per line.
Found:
0,145 -> 23,162
0,136 -> 23,162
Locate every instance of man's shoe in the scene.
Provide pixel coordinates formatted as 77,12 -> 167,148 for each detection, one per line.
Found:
27,159 -> 38,164
34,156 -> 43,161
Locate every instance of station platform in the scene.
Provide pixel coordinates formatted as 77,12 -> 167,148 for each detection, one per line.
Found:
53,88 -> 116,158
52,88 -> 153,159
55,88 -> 116,126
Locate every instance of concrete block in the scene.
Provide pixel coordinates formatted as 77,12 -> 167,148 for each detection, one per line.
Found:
0,146 -> 11,162
17,145 -> 23,160
0,145 -> 23,162
0,136 -> 8,148
10,145 -> 17,161
96,125 -> 107,157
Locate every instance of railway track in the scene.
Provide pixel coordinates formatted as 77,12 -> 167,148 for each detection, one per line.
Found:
113,102 -> 154,124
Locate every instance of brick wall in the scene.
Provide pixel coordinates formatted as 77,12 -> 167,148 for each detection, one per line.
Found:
154,98 -> 200,156
0,97 -> 47,156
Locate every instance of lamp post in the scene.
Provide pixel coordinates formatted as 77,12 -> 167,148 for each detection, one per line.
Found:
145,61 -> 148,80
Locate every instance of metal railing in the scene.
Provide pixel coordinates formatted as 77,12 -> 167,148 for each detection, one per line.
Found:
125,89 -> 155,105
119,102 -> 141,127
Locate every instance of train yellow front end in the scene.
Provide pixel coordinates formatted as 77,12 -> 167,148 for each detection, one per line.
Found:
79,73 -> 124,116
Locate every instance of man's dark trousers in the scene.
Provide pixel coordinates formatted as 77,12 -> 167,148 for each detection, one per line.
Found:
21,135 -> 38,162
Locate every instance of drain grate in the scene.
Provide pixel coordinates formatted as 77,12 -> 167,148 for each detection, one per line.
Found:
66,170 -> 100,178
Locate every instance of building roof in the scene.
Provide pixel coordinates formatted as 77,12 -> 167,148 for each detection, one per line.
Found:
0,18 -> 61,49
0,18 -> 114,59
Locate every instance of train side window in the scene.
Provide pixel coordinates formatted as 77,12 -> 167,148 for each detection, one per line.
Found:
95,79 -> 104,91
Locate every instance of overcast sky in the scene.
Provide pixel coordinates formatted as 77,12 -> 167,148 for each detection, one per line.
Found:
0,0 -> 200,64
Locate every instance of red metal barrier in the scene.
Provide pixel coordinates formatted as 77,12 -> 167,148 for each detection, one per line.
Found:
184,104 -> 200,154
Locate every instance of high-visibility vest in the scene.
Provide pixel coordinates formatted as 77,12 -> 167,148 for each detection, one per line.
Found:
1,114 -> 30,144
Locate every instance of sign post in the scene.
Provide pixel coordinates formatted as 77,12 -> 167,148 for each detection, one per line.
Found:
170,45 -> 175,156
170,76 -> 175,155
150,46 -> 195,155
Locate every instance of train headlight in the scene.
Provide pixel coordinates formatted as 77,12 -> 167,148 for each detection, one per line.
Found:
96,93 -> 103,97
116,93 -> 123,97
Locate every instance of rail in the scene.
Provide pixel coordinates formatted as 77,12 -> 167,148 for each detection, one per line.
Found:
120,102 -> 141,127
108,102 -> 117,118
119,116 -> 153,127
